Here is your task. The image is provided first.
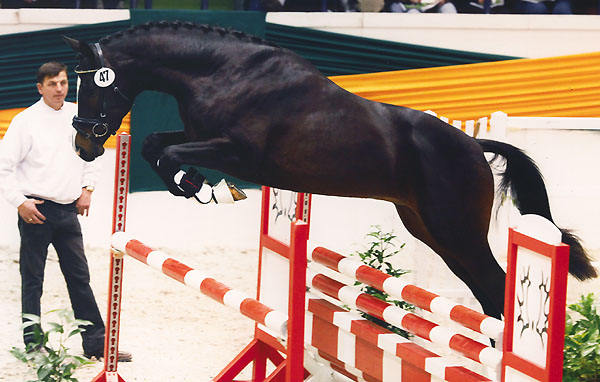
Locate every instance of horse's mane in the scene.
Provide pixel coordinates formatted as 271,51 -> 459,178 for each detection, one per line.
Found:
99,21 -> 280,49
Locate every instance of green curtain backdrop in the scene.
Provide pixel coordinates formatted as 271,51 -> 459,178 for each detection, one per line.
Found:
128,10 -> 266,192
265,23 -> 517,76
0,20 -> 131,109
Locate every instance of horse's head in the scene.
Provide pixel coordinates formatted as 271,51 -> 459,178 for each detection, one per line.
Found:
63,36 -> 132,161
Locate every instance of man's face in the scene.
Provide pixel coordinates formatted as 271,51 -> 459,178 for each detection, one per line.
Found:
37,71 -> 68,110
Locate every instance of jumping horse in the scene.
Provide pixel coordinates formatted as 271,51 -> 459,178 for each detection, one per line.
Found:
64,21 -> 596,320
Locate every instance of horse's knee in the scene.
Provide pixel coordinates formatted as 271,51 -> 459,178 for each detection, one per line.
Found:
141,133 -> 163,162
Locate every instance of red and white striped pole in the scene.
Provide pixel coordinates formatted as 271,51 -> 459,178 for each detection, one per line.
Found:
92,133 -> 130,382
307,272 -> 501,369
111,233 -> 288,337
305,297 -> 492,382
310,247 -> 504,340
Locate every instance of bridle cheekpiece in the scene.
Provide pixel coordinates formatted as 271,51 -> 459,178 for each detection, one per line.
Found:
73,42 -> 131,144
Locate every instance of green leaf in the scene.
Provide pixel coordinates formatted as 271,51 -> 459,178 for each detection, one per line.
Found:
21,320 -> 41,330
73,317 -> 93,325
563,293 -> 600,382
36,364 -> 52,379
68,328 -> 84,337
47,322 -> 64,333
10,347 -> 28,362
22,313 -> 41,322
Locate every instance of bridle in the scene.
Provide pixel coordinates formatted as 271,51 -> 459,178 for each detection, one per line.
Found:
73,42 -> 131,144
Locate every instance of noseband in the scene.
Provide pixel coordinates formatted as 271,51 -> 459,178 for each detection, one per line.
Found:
73,42 -> 131,144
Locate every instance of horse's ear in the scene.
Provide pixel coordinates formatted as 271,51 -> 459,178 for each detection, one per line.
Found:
62,36 -> 95,59
63,36 -> 81,52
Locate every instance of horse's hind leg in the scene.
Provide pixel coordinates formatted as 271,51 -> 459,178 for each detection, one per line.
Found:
437,245 -> 505,320
395,204 -> 506,320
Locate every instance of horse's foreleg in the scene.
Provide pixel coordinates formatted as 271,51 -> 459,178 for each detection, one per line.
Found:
151,138 -> 249,202
141,131 -> 190,197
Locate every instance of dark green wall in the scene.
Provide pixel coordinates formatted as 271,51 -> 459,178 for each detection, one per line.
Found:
266,23 -> 516,76
0,20 -> 130,109
128,10 -> 266,191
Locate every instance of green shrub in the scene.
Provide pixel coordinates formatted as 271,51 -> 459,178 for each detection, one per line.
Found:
352,226 -> 414,338
10,309 -> 94,382
563,293 -> 600,382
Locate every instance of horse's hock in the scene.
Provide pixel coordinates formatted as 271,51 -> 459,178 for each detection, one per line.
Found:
92,133 -> 569,382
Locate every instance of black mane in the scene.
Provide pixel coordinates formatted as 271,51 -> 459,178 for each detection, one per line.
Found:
99,21 -> 280,49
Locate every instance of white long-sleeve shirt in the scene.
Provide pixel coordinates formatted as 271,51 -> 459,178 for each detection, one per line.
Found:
0,98 -> 101,208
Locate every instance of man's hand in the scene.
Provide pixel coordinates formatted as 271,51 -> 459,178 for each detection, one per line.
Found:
18,199 -> 46,224
76,188 -> 93,216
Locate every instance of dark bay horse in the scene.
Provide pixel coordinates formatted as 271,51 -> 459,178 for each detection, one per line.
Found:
64,21 -> 596,320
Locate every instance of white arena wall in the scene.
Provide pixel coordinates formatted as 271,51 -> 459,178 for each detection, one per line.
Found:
0,8 -> 129,34
0,9 -> 599,58
266,12 -> 600,58
1,10 -> 599,309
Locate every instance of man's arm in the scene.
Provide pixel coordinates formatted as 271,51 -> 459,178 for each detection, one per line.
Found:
77,147 -> 101,216
76,186 -> 93,216
0,115 -> 29,209
0,115 -> 47,224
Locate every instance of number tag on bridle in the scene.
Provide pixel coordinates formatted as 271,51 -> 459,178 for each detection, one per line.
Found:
94,67 -> 115,88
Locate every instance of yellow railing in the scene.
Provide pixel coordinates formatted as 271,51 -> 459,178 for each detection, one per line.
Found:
330,51 -> 600,121
0,109 -> 130,148
2,51 -> 598,144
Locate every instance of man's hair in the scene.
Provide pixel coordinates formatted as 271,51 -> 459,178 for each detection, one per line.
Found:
37,61 -> 68,84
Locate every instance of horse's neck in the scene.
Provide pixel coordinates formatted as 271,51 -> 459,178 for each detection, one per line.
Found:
116,39 -> 223,103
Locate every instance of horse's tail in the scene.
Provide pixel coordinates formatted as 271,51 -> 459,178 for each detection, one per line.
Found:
477,138 -> 597,281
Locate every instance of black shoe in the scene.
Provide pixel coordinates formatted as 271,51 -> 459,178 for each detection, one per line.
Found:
84,349 -> 133,362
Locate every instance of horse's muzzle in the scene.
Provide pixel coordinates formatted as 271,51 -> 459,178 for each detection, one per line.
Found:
73,133 -> 104,162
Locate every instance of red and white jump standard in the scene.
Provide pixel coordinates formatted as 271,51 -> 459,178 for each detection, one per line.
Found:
91,133 -> 130,382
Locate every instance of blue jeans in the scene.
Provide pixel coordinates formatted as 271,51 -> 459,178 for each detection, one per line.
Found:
515,0 -> 572,14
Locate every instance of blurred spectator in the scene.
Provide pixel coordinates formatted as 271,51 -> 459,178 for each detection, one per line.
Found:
454,0 -> 511,13
512,0 -> 572,13
1,0 -> 34,7
344,0 -> 360,10
100,0 -> 120,7
384,0 -> 457,12
359,0 -> 384,10
1,0 -> 101,7
572,0 -> 597,14
285,0 -> 346,11
258,0 -> 283,10
259,0 -> 352,11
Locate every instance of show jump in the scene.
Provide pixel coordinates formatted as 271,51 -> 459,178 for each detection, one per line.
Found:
90,133 -> 568,382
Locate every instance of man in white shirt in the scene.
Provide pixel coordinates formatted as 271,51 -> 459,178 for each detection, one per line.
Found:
0,62 -> 130,361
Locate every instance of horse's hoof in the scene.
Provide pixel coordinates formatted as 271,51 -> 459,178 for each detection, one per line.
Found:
210,180 -> 247,204
227,182 -> 247,201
